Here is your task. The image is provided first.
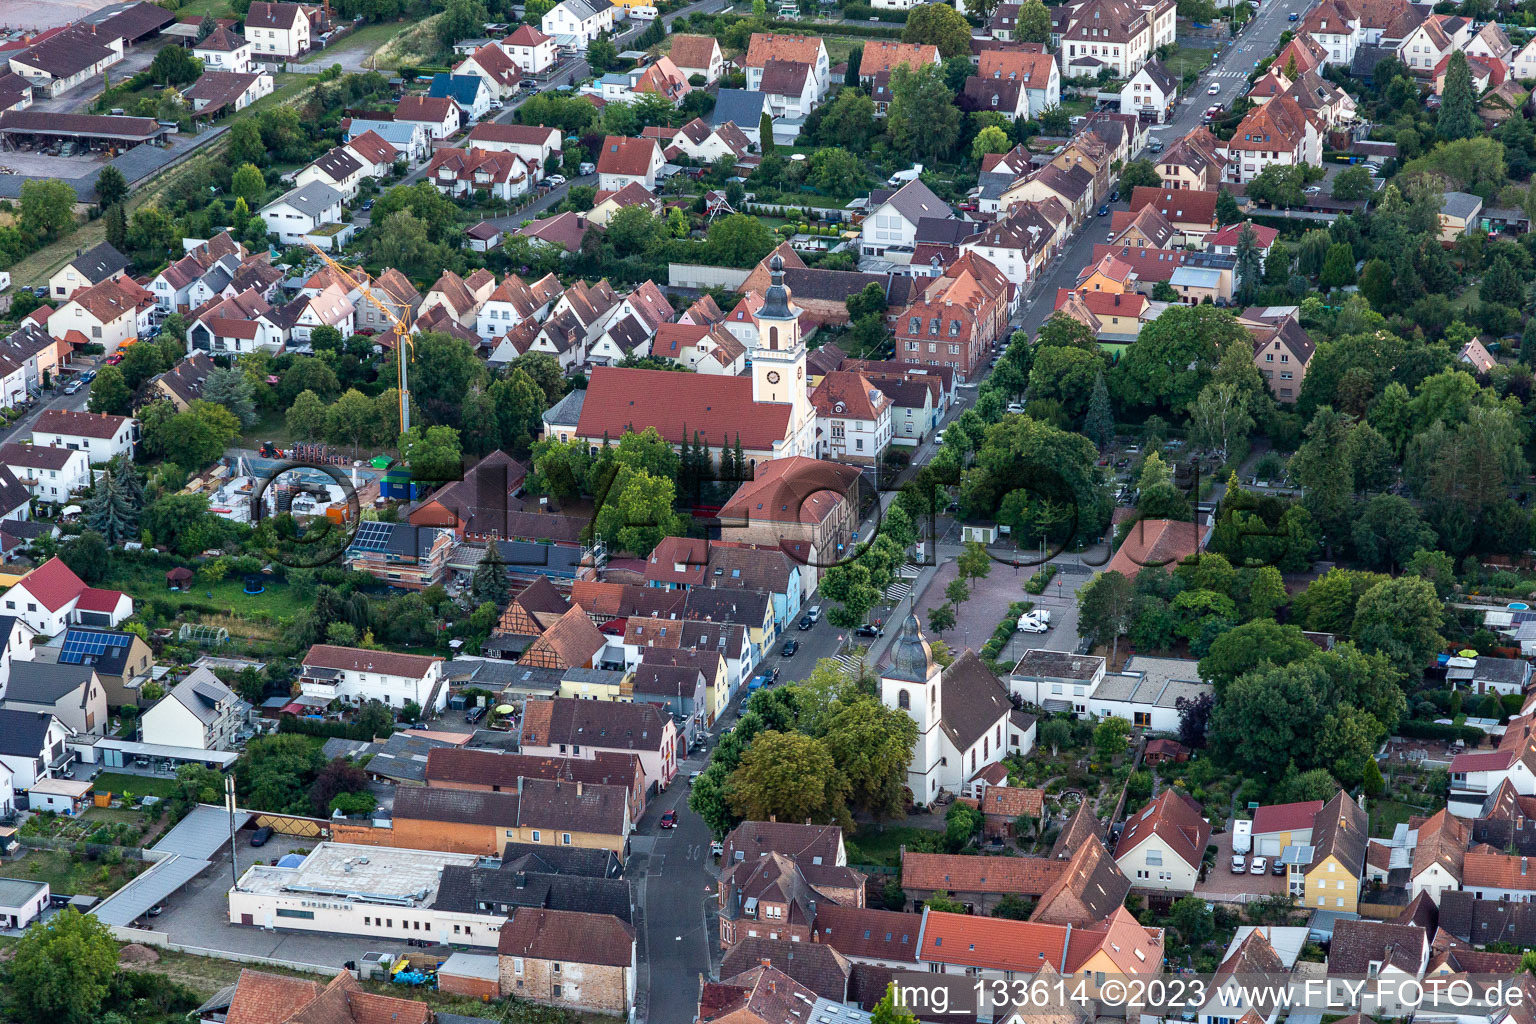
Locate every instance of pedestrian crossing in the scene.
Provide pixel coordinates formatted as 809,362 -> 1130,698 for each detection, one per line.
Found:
1210,69 -> 1248,78
831,651 -> 867,675
895,562 -> 922,579
884,578 -> 913,603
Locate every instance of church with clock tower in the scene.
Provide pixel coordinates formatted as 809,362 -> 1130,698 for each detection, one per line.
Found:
749,254 -> 816,460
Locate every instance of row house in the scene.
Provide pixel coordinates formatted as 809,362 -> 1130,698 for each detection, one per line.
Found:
1000,161 -> 1094,226
1127,186 -> 1219,244
1120,57 -> 1177,123
48,277 -> 153,358
500,24 -> 559,75
300,644 -> 446,711
603,57 -> 691,107
868,370 -> 942,446
1053,289 -> 1152,347
648,323 -> 744,374
652,119 -> 751,165
1398,13 -> 1472,76
418,268 -> 497,331
520,696 -> 676,792
1056,0 -> 1175,78
859,179 -> 955,258
186,290 -> 286,355
1280,69 -> 1357,127
960,200 -> 1063,292
477,271 -> 562,343
1434,51 -> 1503,95
1,314 -> 70,395
427,146 -> 533,200
285,284 -> 356,345
454,43 -> 523,103
1221,94 -> 1322,185
1302,0 -> 1427,67
892,253 -> 1011,381
1156,126 -> 1228,190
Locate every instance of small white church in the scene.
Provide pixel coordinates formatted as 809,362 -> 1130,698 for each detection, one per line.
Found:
880,613 -> 1038,804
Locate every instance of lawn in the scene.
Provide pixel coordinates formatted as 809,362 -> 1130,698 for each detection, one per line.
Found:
845,823 -> 942,868
9,847 -> 147,898
94,772 -> 181,800
1369,798 -> 1431,838
101,563 -> 315,625
239,407 -> 294,450
1160,43 -> 1219,83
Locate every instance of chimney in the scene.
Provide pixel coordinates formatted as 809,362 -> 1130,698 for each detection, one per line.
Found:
769,814 -> 776,823
576,780 -> 583,796
760,958 -> 771,968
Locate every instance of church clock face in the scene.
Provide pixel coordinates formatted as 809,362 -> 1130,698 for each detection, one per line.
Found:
765,370 -> 781,384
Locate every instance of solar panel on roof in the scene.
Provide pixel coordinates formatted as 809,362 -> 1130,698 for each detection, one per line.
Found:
60,628 -> 130,663
351,520 -> 396,553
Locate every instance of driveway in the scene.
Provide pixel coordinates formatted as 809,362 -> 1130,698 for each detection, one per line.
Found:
1197,830 -> 1289,898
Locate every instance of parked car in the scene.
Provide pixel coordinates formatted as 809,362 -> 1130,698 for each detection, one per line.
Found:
250,826 -> 274,847
806,605 -> 821,622
1016,614 -> 1048,634
1250,857 -> 1268,875
659,809 -> 677,828
854,624 -> 883,638
1272,859 -> 1286,876
798,616 -> 814,630
710,840 -> 724,856
105,352 -> 123,365
1097,204 -> 1109,217
546,174 -> 567,186
1230,854 -> 1246,873
1006,402 -> 1025,414
62,380 -> 82,395
688,771 -> 701,784
1148,140 -> 1164,153
1109,190 -> 1119,203
782,639 -> 799,656
361,199 -> 374,211
1288,10 -> 1297,17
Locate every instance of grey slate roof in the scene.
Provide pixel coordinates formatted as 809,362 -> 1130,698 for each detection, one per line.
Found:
67,243 -> 130,286
0,708 -> 57,756
868,179 -> 952,226
162,667 -> 235,725
1442,191 -> 1484,220
712,90 -> 767,132
558,0 -> 615,19
433,865 -> 632,920
263,180 -> 343,217
1135,57 -> 1177,92
541,387 -> 586,427
501,842 -> 622,877
4,661 -> 95,707
1475,656 -> 1531,686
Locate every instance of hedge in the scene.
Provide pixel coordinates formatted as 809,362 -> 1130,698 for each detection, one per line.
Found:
278,715 -> 378,741
1395,719 -> 1487,743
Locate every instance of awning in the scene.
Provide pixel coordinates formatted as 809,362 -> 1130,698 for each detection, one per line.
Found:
92,853 -> 212,926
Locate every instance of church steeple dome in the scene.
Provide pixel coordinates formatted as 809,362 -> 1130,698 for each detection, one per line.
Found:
759,255 -> 794,320
884,613 -> 936,683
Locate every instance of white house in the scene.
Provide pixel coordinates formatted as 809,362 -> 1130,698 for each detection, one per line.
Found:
0,662 -> 105,737
47,278 -> 148,356
1447,715 -> 1536,817
595,135 -> 663,192
1113,789 -> 1210,893
542,0 -> 616,48
183,69 -> 274,114
0,707 -> 71,789
1088,656 -> 1211,734
428,73 -> 495,124
880,614 -> 1034,803
668,35 -> 723,84
294,146 -> 367,202
1514,37 -> 1536,81
500,24 -> 559,75
300,644 -> 447,712
394,95 -> 462,141
475,271 -> 560,342
0,876 -> 47,930
860,179 -> 952,258
811,370 -> 892,466
344,129 -> 401,177
193,24 -> 253,74
743,33 -> 829,97
1121,59 -> 1178,124
48,242 -> 128,301
454,44 -> 523,102
32,409 -> 136,464
259,181 -> 347,248
758,59 -> 820,119
244,1 -> 312,59
140,667 -> 245,750
519,696 -> 678,792
1447,655 -> 1533,696
345,118 -> 430,163
1008,649 -> 1107,715
0,557 -> 133,636
0,442 -> 90,502
7,26 -> 122,99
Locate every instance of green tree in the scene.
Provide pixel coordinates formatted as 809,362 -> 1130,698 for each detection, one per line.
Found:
19,179 -> 77,239
924,890 -> 968,913
819,88 -> 878,149
95,165 -> 128,207
706,213 -> 776,267
944,800 -> 983,850
202,365 -> 257,427
437,0 -> 490,47
1332,165 -> 1373,200
845,44 -> 863,87
1016,0 -> 1052,42
140,400 -> 241,472
587,36 -> 618,73
1170,895 -> 1215,946
286,389 -> 328,440
87,364 -> 132,416
399,424 -> 463,482
1078,570 -> 1134,662
1352,575 -> 1443,679
926,603 -> 956,635
9,908 -> 120,1024
1083,369 -> 1114,449
972,124 -> 1011,161
1112,304 -> 1241,413
901,3 -> 973,56
1234,223 -> 1263,305
230,162 -> 266,206
809,147 -> 867,198
1027,344 -> 1103,418
150,43 -> 201,85
872,985 -> 921,1024
1438,50 -> 1480,141
1319,243 -> 1357,291
59,530 -> 110,583
1093,716 -> 1131,758
821,693 -> 920,818
727,730 -> 850,827
82,468 -> 139,546
1216,188 -> 1242,224
885,63 -> 961,164
1187,379 -> 1254,463
1119,159 -> 1160,192
228,117 -> 265,165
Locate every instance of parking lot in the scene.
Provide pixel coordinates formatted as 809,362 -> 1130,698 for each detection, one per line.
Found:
1197,830 -> 1290,898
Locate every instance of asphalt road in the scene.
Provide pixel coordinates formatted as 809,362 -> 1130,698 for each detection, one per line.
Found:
1015,0 -> 1309,340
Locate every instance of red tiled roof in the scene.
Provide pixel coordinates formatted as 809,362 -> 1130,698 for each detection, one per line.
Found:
1106,518 -> 1203,576
1114,790 -> 1210,872
14,556 -> 86,612
669,35 -> 719,72
919,911 -> 1068,973
224,969 -> 322,1024
1205,221 -> 1280,249
576,366 -> 792,452
394,94 -> 456,123
497,907 -> 635,966
302,644 -> 442,679
901,851 -> 1067,895
1127,186 -> 1220,229
1252,800 -> 1324,835
75,588 -> 127,613
596,135 -> 659,177
504,24 -> 552,46
745,32 -> 824,69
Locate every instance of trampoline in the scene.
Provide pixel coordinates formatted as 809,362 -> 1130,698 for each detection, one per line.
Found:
243,574 -> 265,595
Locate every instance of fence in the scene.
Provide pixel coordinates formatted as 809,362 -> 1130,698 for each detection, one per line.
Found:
252,812 -> 330,839
106,925 -> 342,975
18,836 -> 152,859
667,264 -> 751,290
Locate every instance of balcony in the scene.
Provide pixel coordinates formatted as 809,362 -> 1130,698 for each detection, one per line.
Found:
299,665 -> 342,698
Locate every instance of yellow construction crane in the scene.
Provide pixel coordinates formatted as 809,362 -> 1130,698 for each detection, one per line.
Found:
306,243 -> 413,435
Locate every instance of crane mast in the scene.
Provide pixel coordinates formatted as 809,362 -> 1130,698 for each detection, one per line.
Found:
305,244 -> 412,435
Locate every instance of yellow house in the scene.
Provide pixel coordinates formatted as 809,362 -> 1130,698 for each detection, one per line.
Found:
641,648 -> 729,725
1300,791 -> 1368,914
685,588 -> 776,664
1062,908 -> 1165,1009
559,667 -> 631,702
1076,253 -> 1135,294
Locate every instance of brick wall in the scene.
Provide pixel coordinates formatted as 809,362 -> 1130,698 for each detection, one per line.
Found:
439,971 -> 500,1000
497,954 -> 629,1013
330,818 -> 504,856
